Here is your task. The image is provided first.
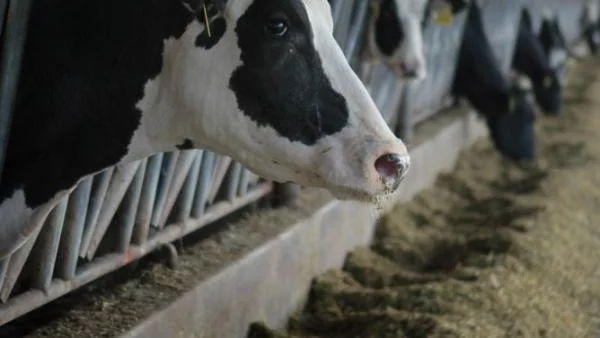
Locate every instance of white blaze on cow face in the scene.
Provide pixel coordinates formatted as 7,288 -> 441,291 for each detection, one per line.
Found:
128,0 -> 410,203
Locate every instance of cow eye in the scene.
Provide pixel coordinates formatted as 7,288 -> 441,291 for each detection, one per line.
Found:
265,17 -> 288,37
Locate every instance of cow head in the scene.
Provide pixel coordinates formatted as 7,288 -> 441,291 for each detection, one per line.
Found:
581,0 -> 600,53
486,74 -> 536,161
533,71 -> 562,115
364,0 -> 469,80
539,10 -> 568,72
513,9 -> 562,115
149,0 -> 410,202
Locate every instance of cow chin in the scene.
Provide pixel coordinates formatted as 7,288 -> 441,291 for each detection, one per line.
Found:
388,62 -> 427,81
236,151 -> 400,204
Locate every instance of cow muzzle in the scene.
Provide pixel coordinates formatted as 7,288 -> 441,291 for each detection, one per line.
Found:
374,152 -> 411,192
389,59 -> 425,80
325,137 -> 411,201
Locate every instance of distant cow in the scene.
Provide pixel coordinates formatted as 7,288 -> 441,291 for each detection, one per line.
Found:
512,10 -> 562,115
582,0 -> 600,53
538,10 -> 568,84
364,0 -> 469,80
452,3 -> 536,161
0,0 -> 411,258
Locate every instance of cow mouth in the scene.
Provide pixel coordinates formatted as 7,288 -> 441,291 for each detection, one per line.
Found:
327,183 -> 397,206
389,63 -> 421,80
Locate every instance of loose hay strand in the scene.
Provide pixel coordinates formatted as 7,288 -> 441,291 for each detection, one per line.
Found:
203,4 -> 212,38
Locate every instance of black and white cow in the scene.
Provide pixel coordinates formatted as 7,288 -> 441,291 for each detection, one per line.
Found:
538,10 -> 568,84
364,0 -> 469,80
582,0 -> 600,54
452,3 -> 536,161
0,0 -> 411,258
512,10 -> 562,115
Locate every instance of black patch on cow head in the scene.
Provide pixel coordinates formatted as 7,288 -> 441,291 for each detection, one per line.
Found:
539,16 -> 567,57
229,0 -> 349,145
195,17 -> 227,49
512,9 -> 562,115
452,2 -> 513,117
176,138 -> 195,150
520,9 -> 533,31
374,0 -> 404,56
183,0 -> 229,49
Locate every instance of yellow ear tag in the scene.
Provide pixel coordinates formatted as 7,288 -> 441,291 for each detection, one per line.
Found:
203,4 -> 212,38
370,2 -> 381,20
434,7 -> 454,27
543,75 -> 552,88
508,96 -> 516,112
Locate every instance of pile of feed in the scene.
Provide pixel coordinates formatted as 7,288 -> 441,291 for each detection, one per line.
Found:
249,58 -> 600,338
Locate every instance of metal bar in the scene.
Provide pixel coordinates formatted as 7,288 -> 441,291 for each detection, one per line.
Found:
0,259 -> 7,290
56,177 -> 93,280
0,221 -> 44,302
0,182 -> 272,325
115,159 -> 147,253
176,150 -> 203,222
0,0 -> 34,185
237,168 -> 250,197
226,162 -> 243,202
330,0 -> 344,29
157,150 -> 197,227
150,152 -> 180,229
79,168 -> 114,257
207,155 -> 232,204
30,198 -> 68,291
85,161 -> 140,259
396,84 -> 414,141
332,0 -> 354,49
191,151 -> 215,218
248,172 -> 260,185
343,0 -> 368,61
132,153 -> 163,245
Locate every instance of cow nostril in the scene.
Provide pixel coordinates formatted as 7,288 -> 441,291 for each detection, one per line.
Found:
374,153 -> 411,191
395,61 -> 421,78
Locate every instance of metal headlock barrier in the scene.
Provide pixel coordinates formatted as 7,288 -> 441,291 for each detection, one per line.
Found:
0,0 -> 594,327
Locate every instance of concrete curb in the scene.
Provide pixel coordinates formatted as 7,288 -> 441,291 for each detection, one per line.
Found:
119,109 -> 487,338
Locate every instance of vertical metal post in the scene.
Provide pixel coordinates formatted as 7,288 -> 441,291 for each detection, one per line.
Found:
396,84 -> 414,142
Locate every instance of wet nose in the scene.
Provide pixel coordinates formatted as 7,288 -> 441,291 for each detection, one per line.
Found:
392,60 -> 422,79
374,153 -> 411,192
402,60 -> 422,77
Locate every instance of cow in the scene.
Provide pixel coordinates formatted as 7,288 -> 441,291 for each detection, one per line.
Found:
363,0 -> 469,80
451,2 -> 536,161
511,10 -> 562,115
581,0 -> 600,54
538,10 -> 568,85
0,0 -> 411,259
